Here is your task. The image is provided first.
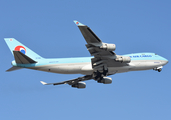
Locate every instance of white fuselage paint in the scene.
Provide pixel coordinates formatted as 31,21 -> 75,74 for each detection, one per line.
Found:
29,59 -> 167,75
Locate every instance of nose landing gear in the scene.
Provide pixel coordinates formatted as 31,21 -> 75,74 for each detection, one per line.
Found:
157,68 -> 162,72
153,66 -> 163,72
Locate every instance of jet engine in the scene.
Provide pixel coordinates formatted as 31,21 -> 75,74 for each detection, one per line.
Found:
100,43 -> 116,51
115,56 -> 131,63
97,77 -> 112,84
72,82 -> 86,88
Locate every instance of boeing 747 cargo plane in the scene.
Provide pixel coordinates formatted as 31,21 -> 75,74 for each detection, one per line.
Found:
5,21 -> 168,88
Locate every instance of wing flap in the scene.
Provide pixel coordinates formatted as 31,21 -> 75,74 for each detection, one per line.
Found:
86,44 -> 116,57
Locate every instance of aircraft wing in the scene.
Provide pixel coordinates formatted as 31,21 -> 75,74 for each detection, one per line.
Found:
74,21 -> 102,44
74,21 -> 118,71
40,75 -> 93,86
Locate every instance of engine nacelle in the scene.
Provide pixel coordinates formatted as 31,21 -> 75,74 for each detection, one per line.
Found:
97,77 -> 112,84
72,82 -> 86,88
100,43 -> 116,51
115,56 -> 131,63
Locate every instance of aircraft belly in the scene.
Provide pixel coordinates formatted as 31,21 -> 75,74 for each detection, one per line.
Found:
32,63 -> 92,74
108,62 -> 135,74
81,63 -> 93,75
28,60 -> 167,75
51,65 -> 82,74
107,60 -> 165,74
130,60 -> 164,71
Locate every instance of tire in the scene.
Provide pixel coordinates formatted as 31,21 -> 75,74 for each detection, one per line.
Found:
158,68 -> 162,72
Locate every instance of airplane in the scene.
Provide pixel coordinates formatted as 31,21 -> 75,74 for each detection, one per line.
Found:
4,21 -> 168,89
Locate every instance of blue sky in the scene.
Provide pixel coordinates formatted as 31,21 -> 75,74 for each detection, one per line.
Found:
0,0 -> 171,120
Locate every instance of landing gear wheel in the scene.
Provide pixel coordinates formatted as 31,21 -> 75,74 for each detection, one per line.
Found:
103,66 -> 108,76
93,67 -> 108,81
158,68 -> 162,72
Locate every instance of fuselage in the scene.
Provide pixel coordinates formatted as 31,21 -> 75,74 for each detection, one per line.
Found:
12,52 -> 168,75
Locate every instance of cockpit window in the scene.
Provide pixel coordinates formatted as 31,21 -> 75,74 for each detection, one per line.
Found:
155,53 -> 157,55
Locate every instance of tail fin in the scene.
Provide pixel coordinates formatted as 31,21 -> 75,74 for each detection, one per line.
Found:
4,38 -> 43,60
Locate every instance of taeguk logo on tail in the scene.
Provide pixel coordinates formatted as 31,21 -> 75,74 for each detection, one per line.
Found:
14,46 -> 26,54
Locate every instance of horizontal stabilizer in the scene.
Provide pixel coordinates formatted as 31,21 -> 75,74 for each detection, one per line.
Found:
6,66 -> 23,72
13,51 -> 37,64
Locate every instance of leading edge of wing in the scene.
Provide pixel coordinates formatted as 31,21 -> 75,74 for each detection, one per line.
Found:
40,81 -> 65,85
40,75 -> 93,86
73,20 -> 85,26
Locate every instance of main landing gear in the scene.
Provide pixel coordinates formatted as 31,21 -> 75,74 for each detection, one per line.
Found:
93,67 -> 108,81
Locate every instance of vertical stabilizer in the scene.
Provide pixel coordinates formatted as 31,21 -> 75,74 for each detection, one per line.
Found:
4,38 -> 43,60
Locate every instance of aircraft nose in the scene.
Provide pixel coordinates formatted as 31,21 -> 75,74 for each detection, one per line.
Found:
165,60 -> 169,64
162,59 -> 168,65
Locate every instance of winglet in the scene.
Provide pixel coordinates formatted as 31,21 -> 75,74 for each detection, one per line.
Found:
73,20 -> 85,26
40,81 -> 48,85
40,81 -> 54,85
